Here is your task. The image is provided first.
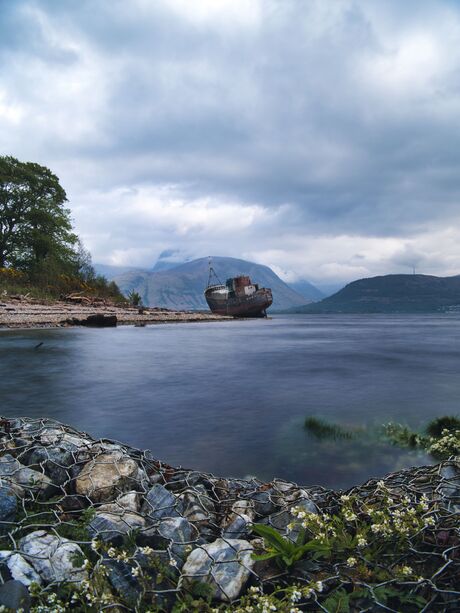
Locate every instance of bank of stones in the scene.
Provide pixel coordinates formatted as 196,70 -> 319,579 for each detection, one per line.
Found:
0,417 -> 458,611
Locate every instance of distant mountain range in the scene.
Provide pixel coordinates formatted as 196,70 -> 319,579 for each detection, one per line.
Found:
286,274 -> 460,313
98,256 -> 322,311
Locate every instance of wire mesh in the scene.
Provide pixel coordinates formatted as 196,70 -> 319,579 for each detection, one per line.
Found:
0,417 -> 458,612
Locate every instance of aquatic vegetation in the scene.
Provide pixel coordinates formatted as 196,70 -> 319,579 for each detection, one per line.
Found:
383,415 -> 460,460
303,416 -> 356,440
382,422 -> 425,449
425,415 -> 460,437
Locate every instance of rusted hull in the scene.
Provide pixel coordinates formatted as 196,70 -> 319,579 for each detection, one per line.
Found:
205,288 -> 272,317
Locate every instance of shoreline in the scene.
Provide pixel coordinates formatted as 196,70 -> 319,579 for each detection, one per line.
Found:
0,297 -> 232,329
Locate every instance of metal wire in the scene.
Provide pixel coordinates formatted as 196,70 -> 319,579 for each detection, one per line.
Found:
0,417 -> 458,612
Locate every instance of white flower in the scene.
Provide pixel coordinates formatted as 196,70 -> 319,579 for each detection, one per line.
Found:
291,590 -> 302,602
357,537 -> 367,548
344,511 -> 357,522
169,558 -> 178,567
140,546 -> 154,555
400,565 -> 413,576
340,494 -> 350,503
131,566 -> 141,577
315,581 -> 324,592
90,539 -> 100,551
346,557 -> 357,567
107,547 -> 117,558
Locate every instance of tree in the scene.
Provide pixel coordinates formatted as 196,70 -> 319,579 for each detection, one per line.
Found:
0,155 -> 77,271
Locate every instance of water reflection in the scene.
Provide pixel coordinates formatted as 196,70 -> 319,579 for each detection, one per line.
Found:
0,314 -> 459,489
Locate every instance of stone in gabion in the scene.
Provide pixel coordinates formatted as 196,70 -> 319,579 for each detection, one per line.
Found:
182,538 -> 254,601
222,513 -> 252,540
88,510 -> 146,545
25,446 -> 74,486
250,489 -> 281,517
19,530 -> 87,583
0,454 -> 54,500
0,580 -> 30,612
76,451 -> 144,503
0,484 -> 17,524
0,551 -> 42,586
141,483 -> 184,521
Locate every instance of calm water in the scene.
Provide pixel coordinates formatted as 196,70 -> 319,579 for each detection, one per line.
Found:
1,314 -> 459,489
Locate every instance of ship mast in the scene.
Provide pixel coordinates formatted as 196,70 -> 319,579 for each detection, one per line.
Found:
206,257 -> 223,288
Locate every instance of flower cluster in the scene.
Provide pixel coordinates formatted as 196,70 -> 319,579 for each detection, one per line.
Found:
234,583 -> 325,613
428,429 -> 460,458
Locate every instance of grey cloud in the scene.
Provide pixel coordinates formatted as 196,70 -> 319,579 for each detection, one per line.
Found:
2,0 -> 460,279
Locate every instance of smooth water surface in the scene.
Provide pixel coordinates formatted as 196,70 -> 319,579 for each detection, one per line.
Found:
1,314 -> 459,489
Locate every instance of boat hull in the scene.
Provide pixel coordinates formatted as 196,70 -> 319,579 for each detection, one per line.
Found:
205,287 -> 272,317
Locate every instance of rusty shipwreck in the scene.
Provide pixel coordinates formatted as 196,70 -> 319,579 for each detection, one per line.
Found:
204,262 -> 273,317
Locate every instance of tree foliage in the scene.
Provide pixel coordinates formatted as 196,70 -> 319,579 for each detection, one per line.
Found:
0,155 -> 78,270
0,155 -> 123,300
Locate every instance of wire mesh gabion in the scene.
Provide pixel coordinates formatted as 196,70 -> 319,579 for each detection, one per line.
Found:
0,416 -> 458,612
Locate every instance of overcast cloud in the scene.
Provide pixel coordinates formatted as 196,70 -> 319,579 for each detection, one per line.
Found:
2,0 -> 460,286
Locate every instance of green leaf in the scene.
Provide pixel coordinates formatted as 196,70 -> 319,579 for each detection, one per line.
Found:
251,552 -> 280,562
251,524 -> 295,555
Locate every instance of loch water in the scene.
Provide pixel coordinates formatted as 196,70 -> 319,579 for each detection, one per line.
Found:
1,314 -> 459,490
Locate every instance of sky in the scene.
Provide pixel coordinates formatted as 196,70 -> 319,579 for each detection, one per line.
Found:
2,0 -> 460,288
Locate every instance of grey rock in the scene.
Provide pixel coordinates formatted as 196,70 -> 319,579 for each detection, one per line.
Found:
157,517 -> 196,567
98,491 -> 141,514
19,530 -> 87,583
38,428 -> 93,451
0,551 -> 42,586
0,454 -> 55,500
88,510 -> 146,544
439,464 -> 460,499
265,498 -> 318,542
181,538 -> 254,601
0,580 -> 30,612
141,484 -> 184,521
0,484 -> 17,524
250,489 -> 280,517
179,485 -> 216,523
222,514 -> 252,540
103,558 -> 141,608
26,446 -> 74,486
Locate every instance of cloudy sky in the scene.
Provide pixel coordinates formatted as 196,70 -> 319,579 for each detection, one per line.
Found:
2,0 -> 460,287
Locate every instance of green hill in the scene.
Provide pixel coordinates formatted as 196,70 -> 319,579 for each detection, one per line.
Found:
288,274 -> 460,313
110,256 -> 315,311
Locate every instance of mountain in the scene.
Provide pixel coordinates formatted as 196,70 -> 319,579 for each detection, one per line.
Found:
287,274 -> 460,313
110,256 -> 316,311
94,263 -> 146,278
287,279 -> 325,301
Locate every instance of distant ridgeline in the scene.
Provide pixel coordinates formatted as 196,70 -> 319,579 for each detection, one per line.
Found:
99,256 -> 323,311
287,274 -> 460,314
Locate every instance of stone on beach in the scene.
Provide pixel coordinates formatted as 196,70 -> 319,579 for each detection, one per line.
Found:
181,538 -> 254,601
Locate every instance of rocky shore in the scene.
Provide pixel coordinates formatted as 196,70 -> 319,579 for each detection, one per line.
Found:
0,417 -> 458,612
0,297 -> 231,329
